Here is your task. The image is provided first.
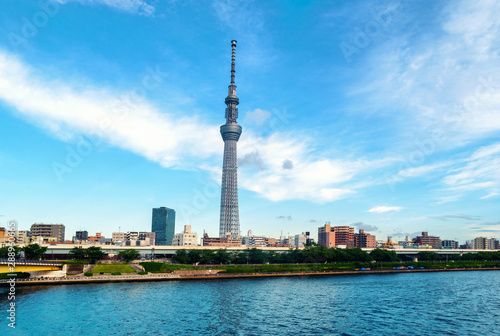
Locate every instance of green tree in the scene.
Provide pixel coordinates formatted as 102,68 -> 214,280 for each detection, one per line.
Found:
417,251 -> 440,261
344,247 -> 372,262
23,244 -> 48,260
173,249 -> 189,264
248,248 -> 267,264
69,247 -> 86,261
199,250 -> 215,264
0,246 -> 21,258
187,250 -> 201,264
86,246 -> 105,263
118,249 -> 140,262
370,248 -> 400,262
214,249 -> 232,264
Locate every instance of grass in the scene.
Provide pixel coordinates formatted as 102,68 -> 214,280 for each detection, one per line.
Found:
92,264 -> 136,274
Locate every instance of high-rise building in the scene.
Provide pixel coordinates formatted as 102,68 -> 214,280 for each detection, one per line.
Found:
414,232 -> 441,248
294,232 -> 310,248
318,224 -> 336,248
75,230 -> 88,241
30,223 -> 65,242
152,207 -> 175,245
441,240 -> 459,249
333,226 -> 355,247
489,238 -> 499,250
473,237 -> 488,249
354,229 -> 376,248
219,40 -> 242,239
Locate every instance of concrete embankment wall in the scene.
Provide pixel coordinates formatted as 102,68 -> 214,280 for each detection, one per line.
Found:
1,267 -> 498,287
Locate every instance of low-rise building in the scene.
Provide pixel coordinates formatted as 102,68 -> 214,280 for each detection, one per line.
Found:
202,233 -> 242,247
112,232 -> 127,243
172,225 -> 198,246
15,230 -> 30,244
243,230 -> 267,247
88,233 -> 106,243
441,240 -> 459,249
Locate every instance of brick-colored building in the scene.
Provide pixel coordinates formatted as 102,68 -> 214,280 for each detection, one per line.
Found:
414,232 -> 441,248
333,226 -> 355,247
318,224 -> 336,247
202,233 -> 242,247
354,229 -> 376,248
88,233 -> 105,243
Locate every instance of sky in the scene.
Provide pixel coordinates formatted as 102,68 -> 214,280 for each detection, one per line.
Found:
0,0 -> 499,243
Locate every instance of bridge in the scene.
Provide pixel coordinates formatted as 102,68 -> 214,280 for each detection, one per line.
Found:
14,244 -> 490,259
0,259 -> 64,273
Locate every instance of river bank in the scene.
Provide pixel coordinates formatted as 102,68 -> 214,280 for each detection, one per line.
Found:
1,267 -> 498,287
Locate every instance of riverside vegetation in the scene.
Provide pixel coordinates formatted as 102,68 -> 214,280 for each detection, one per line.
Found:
138,247 -> 500,274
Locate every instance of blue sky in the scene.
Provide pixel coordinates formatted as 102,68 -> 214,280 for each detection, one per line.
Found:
0,0 -> 499,243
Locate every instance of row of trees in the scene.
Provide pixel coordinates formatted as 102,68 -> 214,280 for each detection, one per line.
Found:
0,244 -> 48,260
173,246 -> 500,265
69,247 -> 140,263
173,247 -> 402,265
0,245 -> 139,263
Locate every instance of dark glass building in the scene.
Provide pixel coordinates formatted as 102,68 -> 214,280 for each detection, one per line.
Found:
151,207 -> 175,245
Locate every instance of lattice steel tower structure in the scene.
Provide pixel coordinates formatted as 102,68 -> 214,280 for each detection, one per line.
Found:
219,40 -> 242,239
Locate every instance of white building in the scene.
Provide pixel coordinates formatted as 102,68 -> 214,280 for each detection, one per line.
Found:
172,225 -> 198,246
112,232 -> 127,243
15,230 -> 30,244
294,232 -> 309,248
243,230 -> 267,247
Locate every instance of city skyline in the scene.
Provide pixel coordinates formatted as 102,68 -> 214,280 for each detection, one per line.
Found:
0,1 -> 499,242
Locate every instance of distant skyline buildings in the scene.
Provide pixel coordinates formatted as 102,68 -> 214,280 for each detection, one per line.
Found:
152,207 -> 176,246
0,2 -> 498,243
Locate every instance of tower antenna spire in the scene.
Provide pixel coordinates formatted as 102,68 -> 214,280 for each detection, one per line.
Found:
230,40 -> 237,85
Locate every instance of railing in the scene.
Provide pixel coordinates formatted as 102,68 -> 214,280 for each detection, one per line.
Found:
0,259 -> 63,266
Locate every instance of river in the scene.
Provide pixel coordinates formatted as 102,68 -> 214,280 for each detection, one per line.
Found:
1,270 -> 499,335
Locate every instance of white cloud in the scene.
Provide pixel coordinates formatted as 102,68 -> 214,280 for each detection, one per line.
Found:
244,108 -> 271,126
353,0 -> 500,147
368,206 -> 402,213
398,162 -> 452,178
0,50 -> 386,203
55,0 -> 155,16
441,142 -> 500,197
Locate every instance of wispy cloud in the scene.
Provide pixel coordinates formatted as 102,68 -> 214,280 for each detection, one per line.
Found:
427,214 -> 482,221
0,50 -> 385,203
441,142 -> 500,199
368,206 -> 402,213
55,0 -> 156,16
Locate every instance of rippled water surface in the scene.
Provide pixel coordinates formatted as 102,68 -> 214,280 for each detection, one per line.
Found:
1,271 -> 499,335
